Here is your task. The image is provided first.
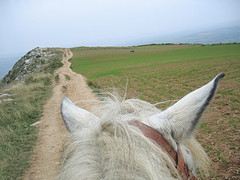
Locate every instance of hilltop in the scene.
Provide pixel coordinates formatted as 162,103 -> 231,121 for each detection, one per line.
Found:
0,47 -> 63,86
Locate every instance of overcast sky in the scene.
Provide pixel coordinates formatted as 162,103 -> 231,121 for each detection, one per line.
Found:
0,0 -> 240,56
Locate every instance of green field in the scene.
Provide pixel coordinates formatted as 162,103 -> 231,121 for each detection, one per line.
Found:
70,44 -> 240,179
71,44 -> 240,101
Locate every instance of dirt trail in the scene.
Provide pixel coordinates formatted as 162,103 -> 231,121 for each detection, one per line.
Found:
24,49 -> 99,180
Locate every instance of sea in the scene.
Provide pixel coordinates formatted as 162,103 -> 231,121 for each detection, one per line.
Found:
0,55 -> 23,80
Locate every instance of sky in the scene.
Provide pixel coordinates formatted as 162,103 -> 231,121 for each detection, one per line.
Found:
0,0 -> 240,57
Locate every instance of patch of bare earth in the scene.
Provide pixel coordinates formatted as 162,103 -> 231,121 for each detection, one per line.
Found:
24,49 -> 99,180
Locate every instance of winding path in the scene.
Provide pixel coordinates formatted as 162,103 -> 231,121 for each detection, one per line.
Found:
24,49 -> 98,180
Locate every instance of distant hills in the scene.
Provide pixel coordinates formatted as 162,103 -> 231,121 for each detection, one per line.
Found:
133,25 -> 240,45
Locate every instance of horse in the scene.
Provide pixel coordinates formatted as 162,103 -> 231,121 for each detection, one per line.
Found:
60,73 -> 225,180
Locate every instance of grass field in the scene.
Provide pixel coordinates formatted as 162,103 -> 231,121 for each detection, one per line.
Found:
70,44 -> 240,179
0,49 -> 63,179
0,74 -> 52,179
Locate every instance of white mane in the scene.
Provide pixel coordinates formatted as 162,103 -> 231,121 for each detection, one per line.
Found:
60,73 -> 225,179
60,95 -> 180,179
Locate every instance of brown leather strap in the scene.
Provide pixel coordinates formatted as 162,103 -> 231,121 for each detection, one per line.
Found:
129,120 -> 177,165
130,120 -> 196,180
177,150 -> 185,175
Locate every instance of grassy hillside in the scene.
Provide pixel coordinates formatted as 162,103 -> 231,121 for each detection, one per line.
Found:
70,44 -> 240,179
0,48 -> 63,179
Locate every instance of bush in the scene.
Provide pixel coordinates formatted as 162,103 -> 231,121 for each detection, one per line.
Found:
55,75 -> 60,83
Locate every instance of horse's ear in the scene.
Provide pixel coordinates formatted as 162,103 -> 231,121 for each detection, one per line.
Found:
61,97 -> 99,132
150,73 -> 225,141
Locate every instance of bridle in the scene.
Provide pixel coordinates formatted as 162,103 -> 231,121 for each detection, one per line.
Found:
130,121 -> 196,180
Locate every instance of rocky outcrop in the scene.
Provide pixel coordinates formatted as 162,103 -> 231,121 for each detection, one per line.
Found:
0,47 -> 63,85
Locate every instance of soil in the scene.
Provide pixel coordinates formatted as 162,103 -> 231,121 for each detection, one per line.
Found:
24,49 -> 99,180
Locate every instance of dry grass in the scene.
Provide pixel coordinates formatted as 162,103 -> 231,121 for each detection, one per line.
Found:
0,73 -> 53,179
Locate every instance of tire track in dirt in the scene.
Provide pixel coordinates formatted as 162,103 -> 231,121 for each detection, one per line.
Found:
24,49 -> 99,180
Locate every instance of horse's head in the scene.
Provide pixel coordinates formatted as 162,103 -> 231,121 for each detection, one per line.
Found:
61,73 -> 224,179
